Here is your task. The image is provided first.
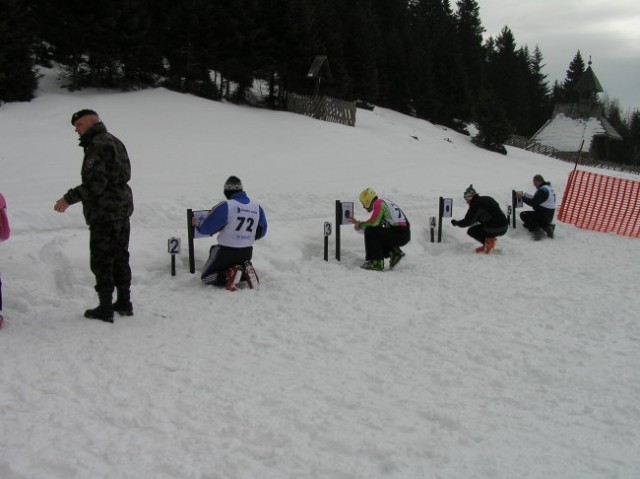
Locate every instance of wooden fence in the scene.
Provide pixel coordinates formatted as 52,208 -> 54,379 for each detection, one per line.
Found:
287,93 -> 356,127
505,136 -> 570,159
505,135 -> 640,174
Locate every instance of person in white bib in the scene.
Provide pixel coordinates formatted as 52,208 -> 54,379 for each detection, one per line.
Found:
349,187 -> 411,271
191,176 -> 267,287
515,174 -> 556,240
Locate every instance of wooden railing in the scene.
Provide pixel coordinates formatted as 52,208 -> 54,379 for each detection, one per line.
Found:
505,136 -> 640,174
287,93 -> 356,127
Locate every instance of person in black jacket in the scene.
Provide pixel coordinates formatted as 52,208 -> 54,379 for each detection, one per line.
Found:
451,185 -> 508,254
54,109 -> 134,323
515,174 -> 556,240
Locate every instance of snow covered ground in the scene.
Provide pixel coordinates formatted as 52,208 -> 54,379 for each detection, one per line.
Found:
1,69 -> 639,478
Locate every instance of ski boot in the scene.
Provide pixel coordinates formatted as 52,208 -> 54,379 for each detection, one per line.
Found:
360,259 -> 384,271
225,265 -> 244,292
532,228 -> 545,241
242,261 -> 260,290
484,237 -> 497,254
389,248 -> 405,269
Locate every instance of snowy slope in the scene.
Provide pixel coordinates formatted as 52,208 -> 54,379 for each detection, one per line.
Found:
0,69 -> 639,479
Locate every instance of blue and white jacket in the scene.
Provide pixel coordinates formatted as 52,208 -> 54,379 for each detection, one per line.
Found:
196,191 -> 267,248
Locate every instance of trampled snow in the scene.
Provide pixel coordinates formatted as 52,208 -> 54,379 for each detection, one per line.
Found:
1,69 -> 639,478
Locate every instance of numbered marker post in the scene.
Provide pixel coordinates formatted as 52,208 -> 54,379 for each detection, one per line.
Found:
506,205 -> 512,226
323,222 -> 332,261
335,201 -> 341,261
187,208 -> 210,274
168,237 -> 181,276
335,200 -> 354,261
187,209 -> 195,273
511,190 -> 523,228
429,216 -> 436,243
438,197 -> 453,243
341,202 -> 354,224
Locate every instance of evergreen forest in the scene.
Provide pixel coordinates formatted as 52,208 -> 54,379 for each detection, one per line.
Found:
1,0 -> 638,166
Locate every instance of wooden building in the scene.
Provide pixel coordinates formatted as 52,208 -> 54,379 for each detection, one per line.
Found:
527,60 -> 622,162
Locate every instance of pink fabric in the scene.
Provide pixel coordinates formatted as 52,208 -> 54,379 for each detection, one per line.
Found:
0,193 -> 10,241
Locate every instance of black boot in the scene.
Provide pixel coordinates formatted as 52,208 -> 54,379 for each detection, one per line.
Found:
84,291 -> 114,323
113,287 -> 133,316
543,224 -> 555,239
532,228 -> 545,241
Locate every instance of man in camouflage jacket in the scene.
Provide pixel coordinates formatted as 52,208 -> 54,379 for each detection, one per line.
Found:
54,109 -> 134,323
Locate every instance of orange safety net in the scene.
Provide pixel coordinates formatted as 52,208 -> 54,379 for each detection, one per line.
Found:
557,170 -> 640,238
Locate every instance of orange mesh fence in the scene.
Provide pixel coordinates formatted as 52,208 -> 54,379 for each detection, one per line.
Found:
557,170 -> 640,238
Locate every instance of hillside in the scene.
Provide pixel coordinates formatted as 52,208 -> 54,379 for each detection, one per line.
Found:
0,69 -> 639,479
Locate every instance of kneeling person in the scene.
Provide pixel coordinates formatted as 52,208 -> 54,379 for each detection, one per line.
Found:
515,174 -> 556,240
451,185 -> 508,254
350,188 -> 411,271
192,176 -> 267,287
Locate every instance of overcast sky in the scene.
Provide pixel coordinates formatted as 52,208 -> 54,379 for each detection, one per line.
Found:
477,0 -> 640,113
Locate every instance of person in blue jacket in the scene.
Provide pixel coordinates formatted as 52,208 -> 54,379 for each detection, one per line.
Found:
191,176 -> 267,286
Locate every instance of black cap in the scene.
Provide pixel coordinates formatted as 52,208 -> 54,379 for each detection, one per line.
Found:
533,174 -> 545,183
463,184 -> 477,197
223,176 -> 243,198
71,109 -> 98,125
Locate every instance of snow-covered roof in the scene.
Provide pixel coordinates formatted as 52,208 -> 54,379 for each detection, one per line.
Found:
529,113 -> 621,152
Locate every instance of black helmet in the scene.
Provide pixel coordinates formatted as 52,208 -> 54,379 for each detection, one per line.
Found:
223,176 -> 243,199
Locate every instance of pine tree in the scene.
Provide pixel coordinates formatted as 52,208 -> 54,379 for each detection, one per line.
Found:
259,0 -> 320,99
473,88 -> 512,154
561,50 -> 585,103
455,0 -> 485,118
312,0 -> 349,100
406,0 -> 437,119
0,0 -> 38,103
369,0 -> 412,112
113,0 -> 163,88
32,0 -> 161,90
628,110 -> 640,167
524,45 -> 552,135
31,0 -> 85,90
164,0 -> 218,96
212,0 -> 272,102
408,0 -> 471,127
341,0 -> 382,102
485,27 -> 529,135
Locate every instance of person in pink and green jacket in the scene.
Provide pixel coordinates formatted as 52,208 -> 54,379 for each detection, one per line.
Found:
0,192 -> 10,328
349,187 -> 411,271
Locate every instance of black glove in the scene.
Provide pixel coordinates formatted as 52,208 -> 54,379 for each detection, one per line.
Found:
451,219 -> 458,226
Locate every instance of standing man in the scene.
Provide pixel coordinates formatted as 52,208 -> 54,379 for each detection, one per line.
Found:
515,174 -> 556,240
349,187 -> 411,271
191,176 -> 267,289
451,185 -> 508,254
54,109 -> 133,323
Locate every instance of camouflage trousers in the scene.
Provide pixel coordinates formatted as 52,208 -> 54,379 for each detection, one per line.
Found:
89,218 -> 131,294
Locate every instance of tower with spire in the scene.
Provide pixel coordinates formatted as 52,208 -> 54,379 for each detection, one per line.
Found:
527,57 -> 622,162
